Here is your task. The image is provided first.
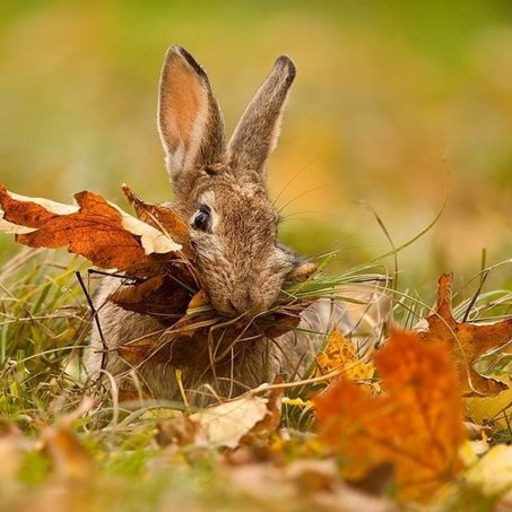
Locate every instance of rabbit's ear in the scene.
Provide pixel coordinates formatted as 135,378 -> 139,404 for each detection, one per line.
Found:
226,56 -> 296,178
158,46 -> 225,187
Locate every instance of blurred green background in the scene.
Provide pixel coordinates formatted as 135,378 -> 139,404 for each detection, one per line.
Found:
1,0 -> 512,293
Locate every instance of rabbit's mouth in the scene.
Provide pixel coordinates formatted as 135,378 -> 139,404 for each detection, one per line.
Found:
203,284 -> 281,319
217,295 -> 272,318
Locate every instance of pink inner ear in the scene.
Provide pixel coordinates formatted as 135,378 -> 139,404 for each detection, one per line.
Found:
159,54 -> 203,155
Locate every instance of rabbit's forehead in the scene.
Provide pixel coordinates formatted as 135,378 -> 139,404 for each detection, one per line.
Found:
196,181 -> 278,234
198,182 -> 273,213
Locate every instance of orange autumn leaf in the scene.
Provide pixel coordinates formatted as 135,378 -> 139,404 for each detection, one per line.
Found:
419,273 -> 512,396
0,184 -> 181,271
316,329 -> 375,382
314,329 -> 465,502
122,184 -> 191,255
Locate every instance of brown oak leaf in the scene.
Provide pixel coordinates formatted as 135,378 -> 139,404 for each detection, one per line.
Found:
418,273 -> 512,397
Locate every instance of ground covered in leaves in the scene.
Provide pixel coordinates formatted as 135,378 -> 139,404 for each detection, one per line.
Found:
3,246 -> 512,512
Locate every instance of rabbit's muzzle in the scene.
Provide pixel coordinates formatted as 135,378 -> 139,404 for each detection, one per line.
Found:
227,287 -> 271,316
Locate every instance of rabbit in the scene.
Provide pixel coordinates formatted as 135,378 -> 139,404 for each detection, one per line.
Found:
85,46 -> 390,404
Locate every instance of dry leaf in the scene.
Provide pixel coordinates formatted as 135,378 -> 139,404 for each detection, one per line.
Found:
240,384 -> 283,444
0,420 -> 30,481
285,261 -> 317,283
316,328 -> 375,382
0,184 -> 180,270
465,445 -> 512,497
464,386 -> 512,430
187,289 -> 211,312
108,262 -> 196,318
156,416 -> 208,448
42,425 -> 92,481
116,337 -> 166,366
418,273 -> 512,396
314,329 -> 465,502
115,305 -> 305,369
108,274 -> 165,305
122,184 -> 190,254
190,391 -> 278,449
223,460 -> 394,512
463,421 -> 492,441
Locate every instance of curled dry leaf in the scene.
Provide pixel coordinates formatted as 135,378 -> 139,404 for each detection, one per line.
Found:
240,384 -> 283,444
463,421 -> 493,441
0,182 -> 198,319
108,261 -> 197,318
190,387 -> 282,449
285,261 -> 317,283
116,335 -> 167,366
122,184 -> 191,255
186,289 -> 211,312
314,329 -> 466,502
0,184 -> 180,271
418,273 -> 512,396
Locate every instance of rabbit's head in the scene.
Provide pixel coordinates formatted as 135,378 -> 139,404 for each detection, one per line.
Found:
158,46 -> 304,317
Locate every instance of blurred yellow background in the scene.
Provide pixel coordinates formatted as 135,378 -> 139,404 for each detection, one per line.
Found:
1,0 -> 512,294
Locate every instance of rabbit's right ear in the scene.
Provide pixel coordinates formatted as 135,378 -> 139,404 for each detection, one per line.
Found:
158,46 -> 225,188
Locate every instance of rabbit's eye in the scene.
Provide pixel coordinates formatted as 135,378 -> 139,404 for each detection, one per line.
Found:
192,206 -> 211,232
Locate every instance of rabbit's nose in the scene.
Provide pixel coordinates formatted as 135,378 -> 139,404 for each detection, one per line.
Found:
230,289 -> 267,315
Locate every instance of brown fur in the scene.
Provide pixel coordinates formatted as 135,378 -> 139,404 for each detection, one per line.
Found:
85,46 -> 389,403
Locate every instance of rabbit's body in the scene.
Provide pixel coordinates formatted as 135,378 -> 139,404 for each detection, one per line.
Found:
85,46 -> 389,402
87,279 -> 384,402
87,276 -> 281,401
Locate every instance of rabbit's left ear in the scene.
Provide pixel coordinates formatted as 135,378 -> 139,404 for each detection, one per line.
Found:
158,46 -> 225,188
227,56 -> 296,179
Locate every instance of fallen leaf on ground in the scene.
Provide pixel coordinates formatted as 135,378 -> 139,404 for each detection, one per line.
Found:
40,397 -> 97,481
0,420 -> 30,481
464,386 -> 512,430
41,425 -> 92,481
316,328 -> 375,382
464,421 -> 493,440
240,385 -> 283,444
156,415 -> 208,448
224,459 -> 395,512
418,273 -> 512,396
190,389 -> 281,449
314,329 -> 466,502
465,444 -> 512,497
